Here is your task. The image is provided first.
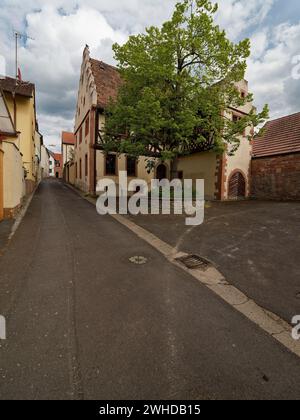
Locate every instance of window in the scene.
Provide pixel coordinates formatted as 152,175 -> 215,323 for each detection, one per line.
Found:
79,158 -> 82,179
232,114 -> 240,123
233,114 -> 246,137
75,162 -> 77,179
55,161 -> 60,167
79,127 -> 83,144
126,157 -> 136,177
49,160 -> 52,166
105,154 -> 117,175
178,171 -> 184,180
85,154 -> 88,177
85,115 -> 89,137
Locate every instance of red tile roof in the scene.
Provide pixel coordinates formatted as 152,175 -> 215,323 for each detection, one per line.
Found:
62,131 -> 75,145
253,112 -> 300,158
90,59 -> 122,109
0,77 -> 34,98
53,153 -> 62,163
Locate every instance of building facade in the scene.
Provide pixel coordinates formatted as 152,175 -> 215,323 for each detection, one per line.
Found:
62,131 -> 75,166
40,145 -> 50,179
54,153 -> 63,178
34,128 -> 43,182
49,152 -> 56,177
61,131 -> 76,184
252,112 -> 300,200
49,152 -> 63,178
0,77 -> 39,195
73,47 -> 255,201
0,87 -> 25,219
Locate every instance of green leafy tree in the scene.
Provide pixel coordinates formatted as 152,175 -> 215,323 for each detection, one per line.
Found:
103,0 -> 268,174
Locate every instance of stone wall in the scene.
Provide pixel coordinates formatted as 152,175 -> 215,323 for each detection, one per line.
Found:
251,153 -> 300,200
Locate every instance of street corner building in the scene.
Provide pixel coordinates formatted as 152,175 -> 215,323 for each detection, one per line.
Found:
0,75 -> 46,220
252,112 -> 300,200
72,46 -> 256,201
0,87 -> 24,221
61,131 -> 76,185
48,151 -> 63,179
0,77 -> 38,196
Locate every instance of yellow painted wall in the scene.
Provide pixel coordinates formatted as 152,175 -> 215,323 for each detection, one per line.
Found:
177,152 -> 218,200
4,94 -> 36,183
2,140 -> 25,212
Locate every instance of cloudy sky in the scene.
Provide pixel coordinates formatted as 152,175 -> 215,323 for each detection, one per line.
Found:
0,0 -> 300,151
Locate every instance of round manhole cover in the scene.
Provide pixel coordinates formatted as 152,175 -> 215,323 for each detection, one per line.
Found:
129,256 -> 148,265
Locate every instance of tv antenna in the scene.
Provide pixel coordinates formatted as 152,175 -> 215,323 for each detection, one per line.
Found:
13,30 -> 34,82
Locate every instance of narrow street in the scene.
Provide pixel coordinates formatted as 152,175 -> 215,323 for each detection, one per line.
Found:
0,179 -> 299,400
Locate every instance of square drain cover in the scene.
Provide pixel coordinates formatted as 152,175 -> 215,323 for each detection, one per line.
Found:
176,255 -> 211,270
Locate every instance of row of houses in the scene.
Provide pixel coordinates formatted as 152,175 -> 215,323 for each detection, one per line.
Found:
0,76 -> 64,221
62,46 -> 299,201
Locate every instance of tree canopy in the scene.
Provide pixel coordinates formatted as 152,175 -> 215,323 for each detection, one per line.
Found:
103,0 -> 268,171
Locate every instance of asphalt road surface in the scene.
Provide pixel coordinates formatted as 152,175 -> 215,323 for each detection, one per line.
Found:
0,179 -> 299,400
128,200 -> 300,323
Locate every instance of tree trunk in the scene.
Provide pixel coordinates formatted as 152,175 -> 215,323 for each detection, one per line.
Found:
170,156 -> 179,180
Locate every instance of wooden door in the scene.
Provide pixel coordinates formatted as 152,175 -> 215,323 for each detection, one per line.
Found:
228,171 -> 246,199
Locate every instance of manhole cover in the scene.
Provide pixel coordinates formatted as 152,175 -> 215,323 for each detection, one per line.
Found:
129,256 -> 148,265
176,255 -> 211,270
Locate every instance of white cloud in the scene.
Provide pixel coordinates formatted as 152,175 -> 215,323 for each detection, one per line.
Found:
247,22 -> 300,119
2,4 -> 129,149
38,113 -> 74,152
0,0 -> 299,147
216,0 -> 275,40
250,30 -> 269,59
0,0 -> 179,148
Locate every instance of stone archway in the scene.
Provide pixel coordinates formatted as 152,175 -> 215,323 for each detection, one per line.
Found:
228,170 -> 246,199
156,164 -> 167,181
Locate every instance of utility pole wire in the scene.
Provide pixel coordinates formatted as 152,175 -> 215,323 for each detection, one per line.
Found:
12,30 -> 34,128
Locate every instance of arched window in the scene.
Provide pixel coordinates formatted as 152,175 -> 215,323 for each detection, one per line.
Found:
156,164 -> 167,181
